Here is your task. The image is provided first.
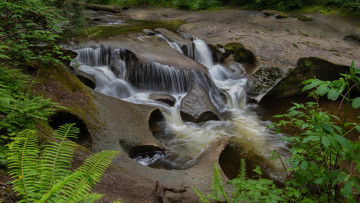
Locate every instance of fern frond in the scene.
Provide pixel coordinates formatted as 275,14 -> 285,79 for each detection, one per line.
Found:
80,193 -> 104,203
8,129 -> 40,203
211,163 -> 229,202
193,187 -> 211,203
238,158 -> 247,180
36,171 -> 83,203
55,150 -> 119,203
38,123 -> 79,195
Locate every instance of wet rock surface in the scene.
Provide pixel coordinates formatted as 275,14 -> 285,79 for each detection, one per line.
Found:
149,93 -> 176,106
120,6 -> 360,101
180,84 -> 221,123
247,64 -> 289,102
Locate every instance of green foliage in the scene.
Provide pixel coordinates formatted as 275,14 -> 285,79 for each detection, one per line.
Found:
8,123 -> 119,202
0,1 -> 86,68
194,162 -> 283,203
195,62 -> 360,202
173,0 -> 222,10
0,67 -> 60,167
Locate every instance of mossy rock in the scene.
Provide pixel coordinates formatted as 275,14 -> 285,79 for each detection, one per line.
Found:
263,10 -> 289,18
266,57 -> 349,98
92,19 -> 185,37
223,43 -> 256,66
247,65 -> 289,102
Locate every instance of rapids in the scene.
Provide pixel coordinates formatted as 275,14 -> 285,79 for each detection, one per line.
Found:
71,37 -> 288,181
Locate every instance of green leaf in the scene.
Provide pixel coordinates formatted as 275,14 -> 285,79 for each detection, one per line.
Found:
303,136 -> 320,143
356,126 -> 360,133
321,123 -> 334,133
334,134 -> 351,151
327,89 -> 340,100
352,97 -> 360,108
302,80 -> 323,92
302,79 -> 315,84
321,136 -> 330,148
316,84 -> 329,96
342,181 -> 352,198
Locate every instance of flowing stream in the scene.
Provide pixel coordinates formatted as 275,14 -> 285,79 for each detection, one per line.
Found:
71,38 -> 288,181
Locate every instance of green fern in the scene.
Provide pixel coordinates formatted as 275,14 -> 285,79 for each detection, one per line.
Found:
38,123 -> 79,194
7,124 -> 119,202
54,150 -> 118,202
237,158 -> 246,180
193,163 -> 229,203
193,187 -> 210,203
8,129 -> 40,203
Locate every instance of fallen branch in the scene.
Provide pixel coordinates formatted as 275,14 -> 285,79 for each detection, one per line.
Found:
81,3 -> 122,13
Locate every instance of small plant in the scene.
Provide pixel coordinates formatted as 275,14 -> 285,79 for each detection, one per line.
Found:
193,161 -> 283,202
8,123 -> 119,202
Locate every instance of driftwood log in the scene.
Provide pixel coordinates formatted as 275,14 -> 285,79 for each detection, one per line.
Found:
82,3 -> 122,13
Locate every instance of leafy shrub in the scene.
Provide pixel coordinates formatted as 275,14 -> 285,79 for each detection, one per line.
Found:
173,0 -> 222,10
8,123 -> 119,202
194,161 -> 284,202
195,62 -> 360,202
0,67 -> 60,167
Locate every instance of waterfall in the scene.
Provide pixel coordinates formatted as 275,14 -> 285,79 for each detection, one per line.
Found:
131,62 -> 191,93
193,39 -> 215,68
156,33 -> 184,54
110,48 -> 127,79
75,46 -> 111,67
71,41 -> 288,182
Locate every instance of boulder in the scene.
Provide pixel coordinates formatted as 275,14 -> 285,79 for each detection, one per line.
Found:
262,10 -> 288,18
222,43 -> 256,69
180,84 -> 220,123
73,68 -> 96,89
247,64 -> 289,102
149,93 -> 176,106
143,29 -> 155,36
266,57 -> 349,99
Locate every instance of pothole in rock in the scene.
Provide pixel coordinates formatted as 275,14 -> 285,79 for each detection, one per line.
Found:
129,145 -> 166,167
49,111 -> 92,149
219,142 -> 274,181
76,75 -> 95,89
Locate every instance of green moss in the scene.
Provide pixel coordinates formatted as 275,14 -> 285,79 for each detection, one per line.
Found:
224,42 -> 255,65
93,19 -> 185,37
292,43 -> 299,49
298,30 -> 309,37
224,43 -> 245,51
290,14 -> 313,21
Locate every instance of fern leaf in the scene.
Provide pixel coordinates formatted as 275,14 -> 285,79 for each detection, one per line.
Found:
193,187 -> 211,203
8,129 -> 40,202
238,159 -> 247,180
56,150 -> 119,203
80,193 -> 104,203
36,171 -> 83,203
211,163 -> 229,202
38,123 -> 79,195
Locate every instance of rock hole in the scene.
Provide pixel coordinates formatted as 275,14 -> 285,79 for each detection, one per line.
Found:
219,143 -> 271,180
49,111 -> 92,149
148,109 -> 166,138
129,145 -> 166,167
76,75 -> 96,89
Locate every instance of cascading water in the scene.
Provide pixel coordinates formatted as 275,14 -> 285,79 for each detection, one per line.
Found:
71,37 -> 288,181
156,33 -> 184,54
